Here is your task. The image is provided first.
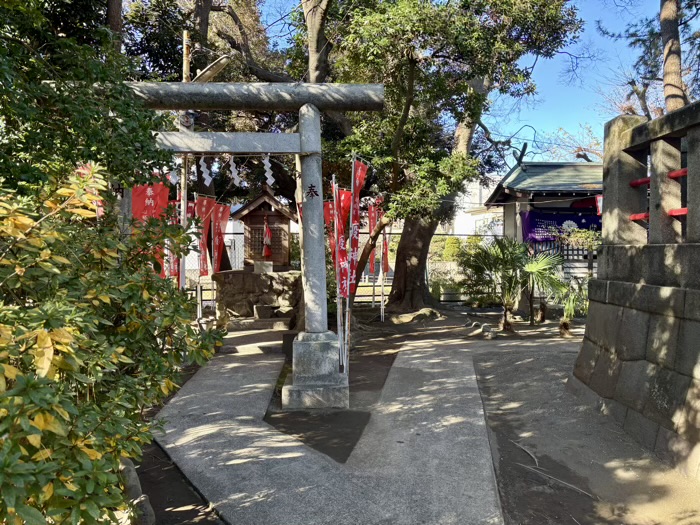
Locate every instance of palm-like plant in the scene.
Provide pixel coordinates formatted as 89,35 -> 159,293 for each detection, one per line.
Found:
523,252 -> 566,326
462,238 -> 524,330
556,275 -> 589,336
461,238 -> 564,331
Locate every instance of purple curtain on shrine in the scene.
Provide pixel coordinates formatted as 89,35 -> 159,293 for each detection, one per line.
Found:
520,211 -> 601,242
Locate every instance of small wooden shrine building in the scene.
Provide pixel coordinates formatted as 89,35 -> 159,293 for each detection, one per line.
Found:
230,187 -> 298,270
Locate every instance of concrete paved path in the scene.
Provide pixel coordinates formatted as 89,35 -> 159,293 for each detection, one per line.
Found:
155,346 -> 503,525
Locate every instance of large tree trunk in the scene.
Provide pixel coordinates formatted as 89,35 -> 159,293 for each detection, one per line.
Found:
194,0 -> 213,43
660,0 -> 686,112
383,77 -> 491,313
302,0 -> 332,83
386,217 -> 438,311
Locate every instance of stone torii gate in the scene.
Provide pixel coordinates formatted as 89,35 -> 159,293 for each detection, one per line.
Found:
129,82 -> 384,409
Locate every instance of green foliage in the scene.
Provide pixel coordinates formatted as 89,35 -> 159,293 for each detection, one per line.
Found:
124,0 -> 187,81
460,237 -> 525,312
459,237 -> 564,322
331,0 -> 582,221
442,237 -> 463,263
557,276 -> 590,322
0,3 -> 171,192
524,252 -> 566,301
0,166 -> 220,523
289,233 -> 301,270
0,3 -> 221,522
551,226 -> 601,252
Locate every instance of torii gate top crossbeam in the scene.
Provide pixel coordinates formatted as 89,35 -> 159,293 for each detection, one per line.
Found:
127,82 -> 384,112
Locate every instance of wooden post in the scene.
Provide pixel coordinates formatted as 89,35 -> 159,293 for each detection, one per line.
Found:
182,31 -> 191,83
179,30 -> 192,289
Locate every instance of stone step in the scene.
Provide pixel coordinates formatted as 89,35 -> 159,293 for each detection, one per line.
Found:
227,318 -> 291,332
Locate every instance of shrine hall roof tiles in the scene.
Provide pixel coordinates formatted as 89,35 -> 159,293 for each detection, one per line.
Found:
485,162 -> 603,205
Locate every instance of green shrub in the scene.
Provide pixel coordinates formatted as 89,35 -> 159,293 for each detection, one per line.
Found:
0,166 -> 221,523
0,4 -> 221,521
442,237 -> 463,262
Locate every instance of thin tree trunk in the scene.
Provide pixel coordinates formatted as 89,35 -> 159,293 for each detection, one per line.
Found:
390,58 -> 417,190
302,0 -> 353,134
386,217 -> 438,312
106,0 -> 122,52
349,215 -> 391,306
500,307 -> 515,332
660,0 -> 687,112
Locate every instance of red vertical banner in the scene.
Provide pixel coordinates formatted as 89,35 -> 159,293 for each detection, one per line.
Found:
368,204 -> 377,274
212,203 -> 230,273
262,216 -> 273,259
132,183 -> 169,221
168,200 -> 196,220
132,183 -> 169,277
349,160 -> 368,295
338,190 -> 352,231
196,196 -> 215,276
333,182 -> 349,298
324,202 -> 336,265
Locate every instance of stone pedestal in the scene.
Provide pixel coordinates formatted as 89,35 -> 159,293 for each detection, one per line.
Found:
282,331 -> 349,409
254,261 -> 274,273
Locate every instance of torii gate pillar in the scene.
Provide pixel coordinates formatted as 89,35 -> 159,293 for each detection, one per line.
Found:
281,103 -> 348,408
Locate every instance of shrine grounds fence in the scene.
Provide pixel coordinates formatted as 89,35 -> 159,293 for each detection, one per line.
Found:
181,230 -> 597,315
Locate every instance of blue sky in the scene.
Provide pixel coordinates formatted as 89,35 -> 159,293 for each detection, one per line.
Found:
259,0 -> 661,163
483,0 -> 660,162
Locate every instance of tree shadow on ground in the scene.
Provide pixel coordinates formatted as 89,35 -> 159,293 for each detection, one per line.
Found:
474,351 -> 700,525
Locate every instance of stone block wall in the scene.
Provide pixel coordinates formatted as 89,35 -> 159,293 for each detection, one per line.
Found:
212,270 -> 303,322
572,259 -> 700,479
570,112 -> 700,479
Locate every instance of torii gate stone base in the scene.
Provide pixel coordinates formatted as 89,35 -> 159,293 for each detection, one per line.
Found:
134,82 -> 384,409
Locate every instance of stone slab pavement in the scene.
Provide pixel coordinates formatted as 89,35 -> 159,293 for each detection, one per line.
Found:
155,345 -> 504,525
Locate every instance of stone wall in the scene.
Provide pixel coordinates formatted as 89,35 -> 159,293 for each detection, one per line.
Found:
570,112 -> 700,479
572,265 -> 700,479
212,270 -> 303,322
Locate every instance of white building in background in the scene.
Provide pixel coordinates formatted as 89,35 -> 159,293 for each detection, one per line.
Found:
445,175 -> 503,236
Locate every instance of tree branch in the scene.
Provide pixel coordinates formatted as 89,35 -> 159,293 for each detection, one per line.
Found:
390,57 -> 417,191
627,79 -> 652,119
476,119 -> 512,149
215,16 -> 293,83
349,214 -> 391,306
